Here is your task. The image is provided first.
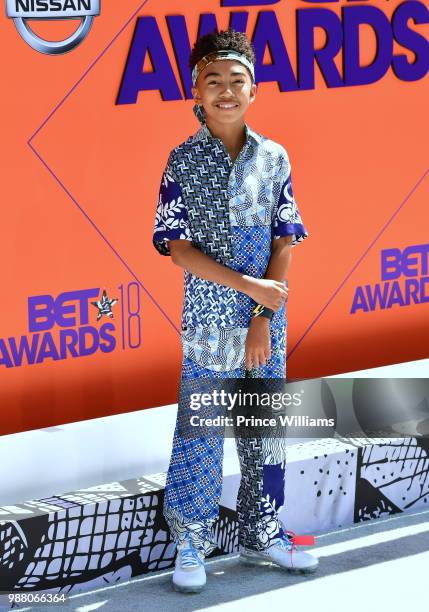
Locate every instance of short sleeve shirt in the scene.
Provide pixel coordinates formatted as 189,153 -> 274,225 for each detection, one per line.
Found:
153,118 -> 308,371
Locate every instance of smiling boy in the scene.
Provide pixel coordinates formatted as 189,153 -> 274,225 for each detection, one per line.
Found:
153,28 -> 318,593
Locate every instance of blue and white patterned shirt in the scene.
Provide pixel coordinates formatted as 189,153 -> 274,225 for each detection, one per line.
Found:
153,111 -> 308,371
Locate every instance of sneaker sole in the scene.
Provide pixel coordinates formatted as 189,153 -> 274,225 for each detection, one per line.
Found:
240,552 -> 318,574
172,581 -> 206,594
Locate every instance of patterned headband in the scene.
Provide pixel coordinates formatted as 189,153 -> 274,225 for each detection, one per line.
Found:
191,49 -> 255,87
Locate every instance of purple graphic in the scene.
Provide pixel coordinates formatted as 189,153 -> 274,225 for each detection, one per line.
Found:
350,242 -> 429,314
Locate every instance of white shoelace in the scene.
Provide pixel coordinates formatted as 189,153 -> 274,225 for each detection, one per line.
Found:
274,534 -> 296,552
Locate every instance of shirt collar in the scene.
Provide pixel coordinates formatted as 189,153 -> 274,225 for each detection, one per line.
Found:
193,121 -> 262,146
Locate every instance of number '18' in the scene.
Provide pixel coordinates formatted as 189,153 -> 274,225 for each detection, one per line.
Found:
118,282 -> 142,349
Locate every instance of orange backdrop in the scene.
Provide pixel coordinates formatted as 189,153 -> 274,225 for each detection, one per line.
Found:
1,0 -> 428,436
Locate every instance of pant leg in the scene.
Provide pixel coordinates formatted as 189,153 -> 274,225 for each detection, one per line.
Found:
163,356 -> 241,556
235,327 -> 289,551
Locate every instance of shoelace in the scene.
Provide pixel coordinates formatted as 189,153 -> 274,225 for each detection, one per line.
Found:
179,544 -> 203,568
277,532 -> 296,554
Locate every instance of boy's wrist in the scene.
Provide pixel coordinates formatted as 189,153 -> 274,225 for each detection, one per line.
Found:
249,315 -> 270,327
239,274 -> 255,294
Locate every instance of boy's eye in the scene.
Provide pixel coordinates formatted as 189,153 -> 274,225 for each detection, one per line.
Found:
208,80 -> 245,85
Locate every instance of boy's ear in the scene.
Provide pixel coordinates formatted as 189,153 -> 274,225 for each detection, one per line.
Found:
249,83 -> 257,103
192,86 -> 200,102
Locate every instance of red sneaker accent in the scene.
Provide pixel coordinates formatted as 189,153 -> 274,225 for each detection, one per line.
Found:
285,530 -> 315,546
292,536 -> 315,545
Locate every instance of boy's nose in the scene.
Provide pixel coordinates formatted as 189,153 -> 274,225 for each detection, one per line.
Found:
219,86 -> 234,95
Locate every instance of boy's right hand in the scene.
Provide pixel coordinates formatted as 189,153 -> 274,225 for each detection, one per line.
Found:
244,277 -> 288,311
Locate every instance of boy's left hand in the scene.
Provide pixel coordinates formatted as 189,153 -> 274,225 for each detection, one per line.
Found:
245,317 -> 271,371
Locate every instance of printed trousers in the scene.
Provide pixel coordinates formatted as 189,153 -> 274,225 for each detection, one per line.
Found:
163,345 -> 288,556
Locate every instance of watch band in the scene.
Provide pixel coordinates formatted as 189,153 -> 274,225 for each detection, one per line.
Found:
251,304 -> 274,320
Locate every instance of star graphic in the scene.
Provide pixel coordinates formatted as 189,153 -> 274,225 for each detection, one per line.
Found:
91,289 -> 118,321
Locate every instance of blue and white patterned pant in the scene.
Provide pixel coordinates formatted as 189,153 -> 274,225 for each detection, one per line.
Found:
163,344 -> 289,555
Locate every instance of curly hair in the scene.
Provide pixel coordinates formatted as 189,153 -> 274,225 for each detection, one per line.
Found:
189,28 -> 255,72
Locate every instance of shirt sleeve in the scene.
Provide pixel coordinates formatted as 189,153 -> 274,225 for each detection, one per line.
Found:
153,159 -> 192,256
272,151 -> 309,246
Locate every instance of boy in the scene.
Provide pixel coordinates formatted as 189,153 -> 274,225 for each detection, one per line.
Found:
153,28 -> 318,593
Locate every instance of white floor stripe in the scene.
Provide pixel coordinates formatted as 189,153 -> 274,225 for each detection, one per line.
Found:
314,521 -> 429,557
202,550 -> 429,611
76,602 -> 108,611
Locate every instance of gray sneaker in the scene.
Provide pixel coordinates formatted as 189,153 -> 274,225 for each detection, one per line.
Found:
240,533 -> 319,574
172,538 -> 206,593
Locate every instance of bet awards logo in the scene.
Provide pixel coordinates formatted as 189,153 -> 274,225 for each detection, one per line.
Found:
0,284 -> 142,368
6,0 -> 101,55
351,242 -> 429,314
